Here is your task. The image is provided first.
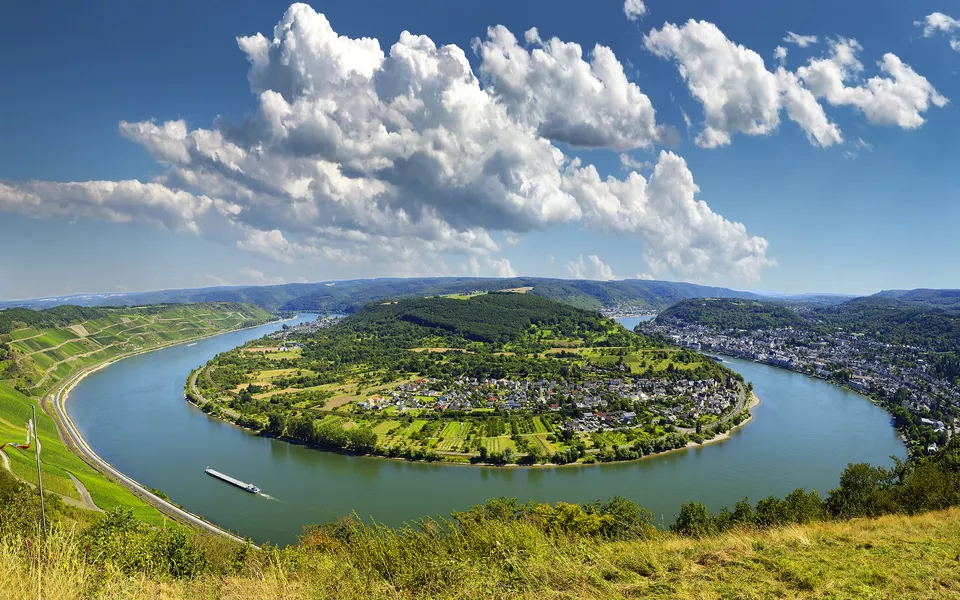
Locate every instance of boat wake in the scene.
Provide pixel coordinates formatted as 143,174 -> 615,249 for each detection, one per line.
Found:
186,343 -> 197,347
258,493 -> 281,502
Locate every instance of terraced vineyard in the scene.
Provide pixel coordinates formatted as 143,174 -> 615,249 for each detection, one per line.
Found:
0,303 -> 274,395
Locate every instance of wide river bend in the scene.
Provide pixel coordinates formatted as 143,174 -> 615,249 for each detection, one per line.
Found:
68,315 -> 906,545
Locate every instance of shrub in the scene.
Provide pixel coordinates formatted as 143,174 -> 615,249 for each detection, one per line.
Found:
672,502 -> 714,537
826,463 -> 895,519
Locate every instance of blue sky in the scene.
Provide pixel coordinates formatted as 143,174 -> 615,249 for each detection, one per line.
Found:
1,0 -> 958,299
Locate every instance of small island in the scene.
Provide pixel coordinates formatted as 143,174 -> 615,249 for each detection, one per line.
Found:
186,292 -> 755,465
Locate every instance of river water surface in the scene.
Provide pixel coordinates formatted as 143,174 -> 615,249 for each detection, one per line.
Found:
68,315 -> 906,545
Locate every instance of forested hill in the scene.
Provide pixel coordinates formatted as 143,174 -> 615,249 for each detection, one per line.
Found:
815,296 -> 960,351
1,277 -> 762,314
657,299 -> 807,330
658,296 -> 960,353
0,305 -> 113,335
873,288 -> 960,309
342,292 -> 619,346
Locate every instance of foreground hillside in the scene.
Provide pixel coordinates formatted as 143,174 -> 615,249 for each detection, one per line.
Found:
0,383 -> 165,524
2,502 -> 959,598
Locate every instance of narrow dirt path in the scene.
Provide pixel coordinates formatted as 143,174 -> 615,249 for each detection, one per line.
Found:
1,447 -> 101,511
191,368 -> 240,419
205,365 -> 227,393
66,472 -> 101,511
8,331 -> 44,342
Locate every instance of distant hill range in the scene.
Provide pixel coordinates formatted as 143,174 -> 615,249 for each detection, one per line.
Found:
0,277 -> 766,314
873,288 -> 960,309
658,289 -> 960,353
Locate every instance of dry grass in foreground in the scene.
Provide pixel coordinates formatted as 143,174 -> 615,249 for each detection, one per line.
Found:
1,507 -> 958,599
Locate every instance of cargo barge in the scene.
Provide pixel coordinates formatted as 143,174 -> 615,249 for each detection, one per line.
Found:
204,467 -> 260,494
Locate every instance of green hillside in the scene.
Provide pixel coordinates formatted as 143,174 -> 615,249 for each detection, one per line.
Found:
346,292 -> 614,344
0,382 -> 166,524
0,302 -> 274,395
658,295 -> 960,354
875,288 -> 960,309
658,298 -> 807,330
816,296 -> 960,350
279,278 -> 764,313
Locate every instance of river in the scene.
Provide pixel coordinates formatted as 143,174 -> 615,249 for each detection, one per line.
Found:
67,315 -> 906,545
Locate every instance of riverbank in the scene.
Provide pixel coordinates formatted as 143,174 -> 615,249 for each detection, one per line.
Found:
684,392 -> 760,450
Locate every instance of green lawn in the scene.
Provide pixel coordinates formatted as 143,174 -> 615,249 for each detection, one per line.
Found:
480,436 -> 516,453
264,350 -> 301,360
372,421 -> 399,436
404,420 -> 428,435
439,421 -> 468,439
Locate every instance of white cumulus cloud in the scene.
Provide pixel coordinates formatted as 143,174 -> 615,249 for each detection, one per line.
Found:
465,256 -> 517,277
623,0 -> 647,21
619,153 -> 652,171
567,255 -> 617,281
916,12 -> 960,52
240,267 -> 292,286
0,3 -> 774,285
783,32 -> 818,48
475,25 -> 660,150
487,258 -> 518,277
797,38 -> 948,129
563,151 -> 775,282
644,20 -> 842,148
0,180 -> 218,234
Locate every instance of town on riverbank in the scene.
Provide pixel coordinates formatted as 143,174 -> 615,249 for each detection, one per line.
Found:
644,299 -> 960,455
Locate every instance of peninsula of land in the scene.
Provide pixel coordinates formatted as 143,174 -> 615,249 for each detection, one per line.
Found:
187,292 -> 756,466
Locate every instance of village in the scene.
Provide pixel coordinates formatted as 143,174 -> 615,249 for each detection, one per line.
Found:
640,319 -> 960,449
355,374 -> 742,433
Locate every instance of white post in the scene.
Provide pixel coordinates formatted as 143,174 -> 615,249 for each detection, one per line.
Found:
32,405 -> 47,536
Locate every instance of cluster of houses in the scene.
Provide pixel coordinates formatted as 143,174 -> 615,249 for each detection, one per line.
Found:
355,374 -> 740,433
269,315 -> 342,340
642,320 -> 960,445
600,305 -> 657,319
